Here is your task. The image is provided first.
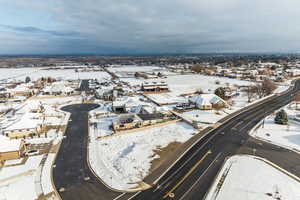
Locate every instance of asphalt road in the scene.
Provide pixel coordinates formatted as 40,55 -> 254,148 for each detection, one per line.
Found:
131,79 -> 300,200
53,79 -> 300,200
79,79 -> 91,91
52,104 -> 134,200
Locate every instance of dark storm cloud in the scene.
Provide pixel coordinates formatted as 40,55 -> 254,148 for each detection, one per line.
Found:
0,0 -> 300,54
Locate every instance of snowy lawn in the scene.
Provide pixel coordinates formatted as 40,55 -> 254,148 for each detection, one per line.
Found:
0,155 -> 43,200
89,121 -> 197,190
251,115 -> 300,152
29,96 -> 82,106
91,115 -> 116,137
146,93 -> 186,105
205,155 -> 300,200
181,109 -> 226,124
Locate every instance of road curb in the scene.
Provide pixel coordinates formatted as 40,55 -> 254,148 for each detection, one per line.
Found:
86,108 -> 144,193
50,109 -> 71,200
151,78 -> 299,185
204,154 -> 300,200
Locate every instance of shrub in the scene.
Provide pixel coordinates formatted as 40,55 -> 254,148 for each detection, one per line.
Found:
274,109 -> 288,125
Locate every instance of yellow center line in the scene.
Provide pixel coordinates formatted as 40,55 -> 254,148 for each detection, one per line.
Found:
163,149 -> 212,199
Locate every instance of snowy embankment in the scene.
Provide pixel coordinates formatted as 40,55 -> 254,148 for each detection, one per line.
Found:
205,155 -> 300,200
89,121 -> 197,191
41,153 -> 56,195
250,107 -> 300,153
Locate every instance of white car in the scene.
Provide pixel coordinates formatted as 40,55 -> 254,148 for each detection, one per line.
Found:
24,149 -> 39,156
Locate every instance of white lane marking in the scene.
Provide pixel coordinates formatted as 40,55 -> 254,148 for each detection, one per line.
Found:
126,191 -> 141,200
179,152 -> 222,200
158,132 -> 219,187
112,193 -> 126,200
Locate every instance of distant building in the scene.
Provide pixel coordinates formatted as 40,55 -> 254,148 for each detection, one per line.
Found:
42,81 -> 74,95
141,81 -> 169,93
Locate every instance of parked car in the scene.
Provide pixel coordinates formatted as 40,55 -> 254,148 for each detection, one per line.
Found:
24,149 -> 39,156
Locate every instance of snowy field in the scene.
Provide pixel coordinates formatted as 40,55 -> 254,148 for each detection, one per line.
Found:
89,121 -> 197,190
0,67 -> 111,81
205,155 -> 300,200
166,74 -> 251,95
108,65 -> 162,73
143,74 -> 252,105
250,112 -> 300,152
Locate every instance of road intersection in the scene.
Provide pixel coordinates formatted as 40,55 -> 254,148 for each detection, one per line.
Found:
53,79 -> 300,200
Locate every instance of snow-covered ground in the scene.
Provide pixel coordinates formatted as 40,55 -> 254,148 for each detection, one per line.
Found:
166,74 -> 251,95
41,153 -> 56,195
146,93 -> 186,105
89,121 -> 197,190
182,110 -> 226,124
205,155 -> 300,200
107,65 -> 162,73
250,107 -> 300,152
120,77 -> 144,87
0,67 -> 111,82
0,156 -> 43,200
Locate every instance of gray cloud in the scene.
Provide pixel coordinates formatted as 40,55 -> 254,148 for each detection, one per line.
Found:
1,0 -> 300,54
0,25 -> 80,37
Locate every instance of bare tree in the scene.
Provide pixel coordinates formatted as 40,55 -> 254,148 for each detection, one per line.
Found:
261,78 -> 277,95
294,92 -> 300,110
213,102 -> 225,115
244,85 -> 257,103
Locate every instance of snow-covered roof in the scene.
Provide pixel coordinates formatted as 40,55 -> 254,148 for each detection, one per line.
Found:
113,96 -> 151,108
10,84 -> 31,93
5,113 -> 41,131
43,81 -> 74,93
0,135 -> 22,152
189,94 -> 227,106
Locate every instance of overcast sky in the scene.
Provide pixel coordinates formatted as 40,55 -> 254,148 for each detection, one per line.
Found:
1,0 -> 300,55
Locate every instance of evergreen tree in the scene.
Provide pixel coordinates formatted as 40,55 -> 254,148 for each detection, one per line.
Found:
215,87 -> 226,99
25,76 -> 31,83
274,109 -> 288,125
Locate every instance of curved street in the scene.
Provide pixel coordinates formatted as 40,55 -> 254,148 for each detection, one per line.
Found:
53,80 -> 300,200
53,104 -> 134,200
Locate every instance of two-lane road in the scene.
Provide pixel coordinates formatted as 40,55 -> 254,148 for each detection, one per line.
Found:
131,79 -> 300,200
53,79 -> 300,200
53,104 -> 134,200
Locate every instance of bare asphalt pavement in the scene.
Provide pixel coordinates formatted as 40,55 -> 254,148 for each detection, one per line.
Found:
53,79 -> 300,200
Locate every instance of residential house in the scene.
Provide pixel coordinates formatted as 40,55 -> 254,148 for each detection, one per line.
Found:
113,114 -> 143,131
3,113 -> 42,139
0,135 -> 26,163
189,94 -> 228,110
42,81 -> 74,95
137,113 -> 167,126
141,80 -> 169,93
